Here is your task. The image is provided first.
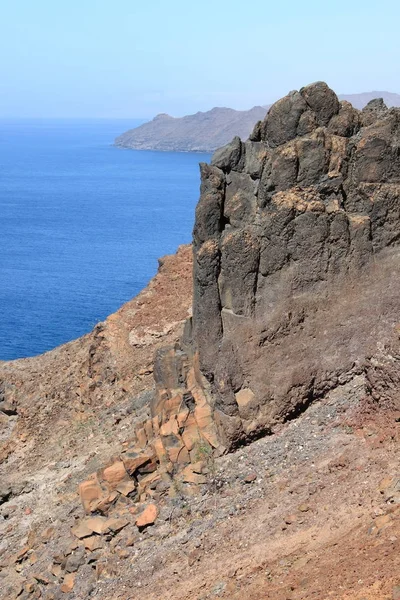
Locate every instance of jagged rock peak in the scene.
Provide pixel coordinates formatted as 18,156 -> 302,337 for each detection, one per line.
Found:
188,81 -> 400,447
247,81 -> 391,150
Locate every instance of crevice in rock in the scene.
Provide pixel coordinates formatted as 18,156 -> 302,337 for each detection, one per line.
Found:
230,424 -> 273,452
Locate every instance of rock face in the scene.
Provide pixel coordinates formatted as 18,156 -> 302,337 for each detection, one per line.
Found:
77,84 -> 400,541
147,82 -> 400,454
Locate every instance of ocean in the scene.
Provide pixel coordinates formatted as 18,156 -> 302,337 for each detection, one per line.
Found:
0,119 -> 211,361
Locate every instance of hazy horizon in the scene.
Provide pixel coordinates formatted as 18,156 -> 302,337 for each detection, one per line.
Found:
1,0 -> 400,119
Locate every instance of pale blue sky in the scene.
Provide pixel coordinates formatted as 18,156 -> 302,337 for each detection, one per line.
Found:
0,0 -> 399,118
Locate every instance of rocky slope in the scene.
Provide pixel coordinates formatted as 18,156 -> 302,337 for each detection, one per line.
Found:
115,91 -> 400,153
1,83 -> 400,600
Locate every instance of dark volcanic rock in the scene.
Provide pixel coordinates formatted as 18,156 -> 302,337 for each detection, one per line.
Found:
153,81 -> 400,450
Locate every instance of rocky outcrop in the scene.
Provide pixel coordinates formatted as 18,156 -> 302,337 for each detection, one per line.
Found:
146,82 -> 400,459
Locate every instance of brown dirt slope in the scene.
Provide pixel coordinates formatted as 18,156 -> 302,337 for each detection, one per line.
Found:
0,244 -> 192,470
0,243 -> 399,600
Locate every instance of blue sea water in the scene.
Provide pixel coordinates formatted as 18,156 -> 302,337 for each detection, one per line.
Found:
0,119 -> 211,361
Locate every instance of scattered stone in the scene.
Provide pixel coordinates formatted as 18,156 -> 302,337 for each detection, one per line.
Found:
135,504 -> 158,529
41,527 -> 55,543
33,573 -> 51,585
292,556 -> 311,570
84,536 -> 103,552
60,573 -> 76,594
243,473 -> 257,484
116,480 -> 136,497
85,516 -> 109,535
66,540 -> 80,554
102,460 -> 130,490
12,546 -> 30,563
65,548 -> 85,573
25,582 -> 37,594
78,476 -> 106,513
379,477 -> 394,493
71,522 -> 92,540
181,465 -> 207,485
105,517 -> 130,534
50,564 -> 62,578
191,461 -> 206,474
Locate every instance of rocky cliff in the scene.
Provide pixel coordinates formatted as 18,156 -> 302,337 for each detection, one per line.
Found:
74,82 -> 400,530
149,82 -> 400,456
1,83 -> 400,600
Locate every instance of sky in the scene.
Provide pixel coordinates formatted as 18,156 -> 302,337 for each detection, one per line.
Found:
0,0 -> 399,118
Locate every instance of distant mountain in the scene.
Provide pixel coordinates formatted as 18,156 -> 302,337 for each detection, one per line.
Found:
114,106 -> 268,153
338,91 -> 400,109
115,91 -> 400,153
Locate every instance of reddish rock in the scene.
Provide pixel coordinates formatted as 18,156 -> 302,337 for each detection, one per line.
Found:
116,480 -> 136,497
122,448 -> 156,476
85,516 -> 109,534
84,536 -> 103,552
71,521 -> 93,539
78,476 -> 106,513
12,545 -> 29,563
104,517 -> 130,533
135,504 -> 158,529
101,460 -> 129,490
33,573 -> 51,585
181,465 -> 207,485
61,573 -> 76,593
137,471 -> 161,495
50,563 -> 62,577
